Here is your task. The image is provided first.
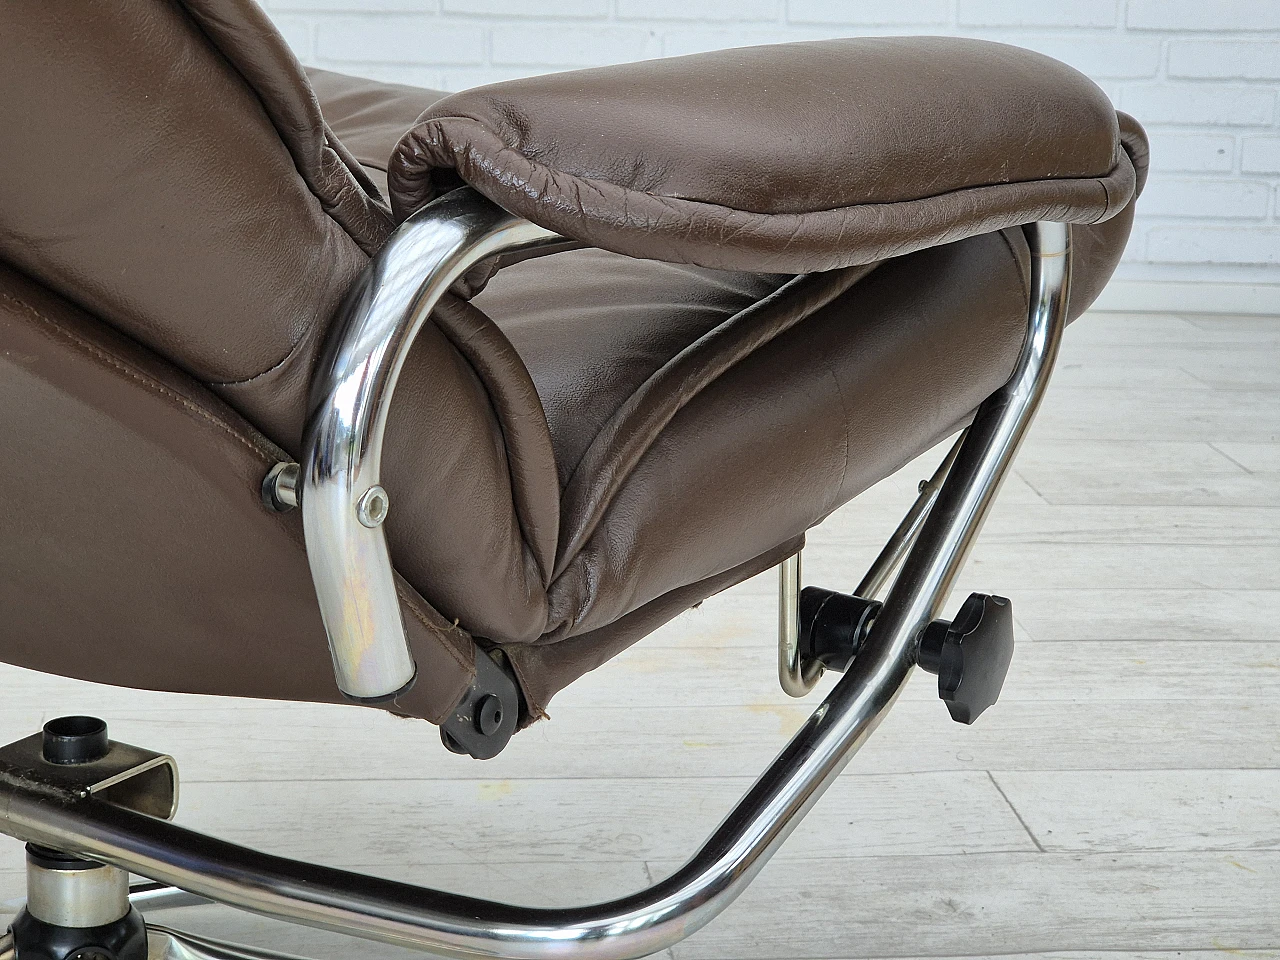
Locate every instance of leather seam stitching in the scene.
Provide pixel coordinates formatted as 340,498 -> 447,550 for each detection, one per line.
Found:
396,585 -> 475,674
502,651 -> 550,723
1,290 -> 280,465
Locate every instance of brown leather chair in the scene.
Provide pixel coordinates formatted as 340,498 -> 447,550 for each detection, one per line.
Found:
0,2 -> 1147,958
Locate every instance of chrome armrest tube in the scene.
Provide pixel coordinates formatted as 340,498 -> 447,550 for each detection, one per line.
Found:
301,188 -> 562,701
0,223 -> 1070,960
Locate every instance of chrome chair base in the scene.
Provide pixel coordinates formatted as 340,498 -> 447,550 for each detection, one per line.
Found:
0,220 -> 1070,960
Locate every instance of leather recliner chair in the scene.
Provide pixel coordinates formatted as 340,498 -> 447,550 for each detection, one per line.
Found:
0,3 -> 1147,958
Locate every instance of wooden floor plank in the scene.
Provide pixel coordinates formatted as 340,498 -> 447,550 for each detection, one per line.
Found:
143,770 -> 1031,870
992,770 -> 1280,853
541,640 -> 1280,710
1214,442 -> 1280,473
667,851 -> 1280,959
1008,587 -> 1280,642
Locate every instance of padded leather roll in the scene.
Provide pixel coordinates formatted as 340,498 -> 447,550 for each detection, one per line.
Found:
389,37 -> 1142,273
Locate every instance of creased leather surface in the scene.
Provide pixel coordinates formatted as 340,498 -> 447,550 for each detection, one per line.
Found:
180,0 -> 394,251
390,37 -> 1137,273
535,229 -> 1031,655
473,252 -> 792,486
0,261 -> 471,723
549,265 -> 877,576
305,67 -> 449,197
0,0 -> 372,398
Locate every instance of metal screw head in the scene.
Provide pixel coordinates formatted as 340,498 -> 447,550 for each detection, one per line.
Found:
475,695 -> 504,737
357,486 -> 390,528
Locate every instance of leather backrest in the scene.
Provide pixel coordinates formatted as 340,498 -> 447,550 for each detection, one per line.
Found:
0,0 -> 388,450
0,4 -> 564,651
0,258 -> 473,722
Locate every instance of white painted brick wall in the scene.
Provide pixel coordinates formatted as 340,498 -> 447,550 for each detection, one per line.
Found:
264,0 -> 1280,290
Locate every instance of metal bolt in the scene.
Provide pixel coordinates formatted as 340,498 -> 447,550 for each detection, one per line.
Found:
357,486 -> 390,528
475,695 -> 503,737
262,462 -> 300,512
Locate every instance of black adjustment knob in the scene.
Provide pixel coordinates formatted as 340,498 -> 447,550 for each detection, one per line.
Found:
917,593 -> 1014,724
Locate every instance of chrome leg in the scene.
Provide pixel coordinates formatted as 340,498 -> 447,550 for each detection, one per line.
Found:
0,222 -> 1070,960
2,881 -> 210,917
299,188 -> 564,701
778,550 -> 822,696
147,926 -> 313,960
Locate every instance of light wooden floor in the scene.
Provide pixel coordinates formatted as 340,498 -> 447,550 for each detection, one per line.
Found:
2,310 -> 1278,959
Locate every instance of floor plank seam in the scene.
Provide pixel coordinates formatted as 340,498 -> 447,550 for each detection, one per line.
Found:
985,771 -> 1046,853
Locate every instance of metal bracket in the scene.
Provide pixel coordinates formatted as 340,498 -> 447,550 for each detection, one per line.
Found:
261,462 -> 299,513
439,649 -> 521,760
0,719 -> 178,820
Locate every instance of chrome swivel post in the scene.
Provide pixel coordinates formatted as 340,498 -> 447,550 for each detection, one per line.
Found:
7,719 -> 155,960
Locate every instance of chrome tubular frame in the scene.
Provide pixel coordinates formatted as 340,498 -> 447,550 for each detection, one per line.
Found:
0,219 -> 1070,960
300,188 -> 562,700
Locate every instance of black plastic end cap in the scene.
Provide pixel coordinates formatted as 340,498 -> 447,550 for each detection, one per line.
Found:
798,587 -> 882,674
25,844 -> 100,872
42,716 -> 109,765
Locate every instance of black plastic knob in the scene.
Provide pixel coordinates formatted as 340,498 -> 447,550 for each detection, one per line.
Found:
917,593 -> 1014,724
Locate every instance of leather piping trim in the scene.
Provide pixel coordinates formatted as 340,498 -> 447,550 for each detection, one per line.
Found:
430,293 -> 560,584
389,114 -> 1138,274
551,263 -> 876,579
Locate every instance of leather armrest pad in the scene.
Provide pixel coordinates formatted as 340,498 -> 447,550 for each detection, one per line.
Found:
388,37 -> 1147,273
